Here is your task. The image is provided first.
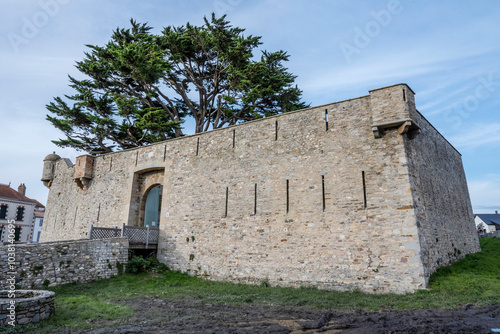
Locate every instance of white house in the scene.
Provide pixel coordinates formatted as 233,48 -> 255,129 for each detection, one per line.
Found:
0,183 -> 45,244
32,205 -> 45,243
475,212 -> 500,233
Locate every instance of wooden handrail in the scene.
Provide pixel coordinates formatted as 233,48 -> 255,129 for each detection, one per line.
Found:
89,225 -> 159,247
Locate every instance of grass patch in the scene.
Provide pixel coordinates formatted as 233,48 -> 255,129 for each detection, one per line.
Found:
2,238 -> 499,333
429,237 -> 500,301
0,292 -> 132,334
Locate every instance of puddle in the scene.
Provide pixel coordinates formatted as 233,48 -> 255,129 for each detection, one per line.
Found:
238,318 -> 343,334
290,330 -> 342,334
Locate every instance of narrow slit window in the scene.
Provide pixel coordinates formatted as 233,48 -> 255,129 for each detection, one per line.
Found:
325,110 -> 329,131
233,130 -> 236,148
97,203 -> 101,221
362,171 -> 367,209
322,175 -> 326,211
224,187 -> 229,218
275,120 -> 279,141
254,183 -> 257,215
109,157 -> 113,171
73,206 -> 78,226
135,151 -> 139,166
403,88 -> 406,101
286,179 -> 290,213
196,138 -> 200,156
163,145 -> 167,162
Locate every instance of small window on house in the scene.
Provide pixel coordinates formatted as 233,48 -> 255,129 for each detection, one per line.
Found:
16,207 -> 24,221
39,219 -> 43,227
14,227 -> 21,241
0,205 -> 7,219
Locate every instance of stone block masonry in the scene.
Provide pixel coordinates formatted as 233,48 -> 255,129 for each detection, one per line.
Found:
0,238 -> 128,289
40,83 -> 480,294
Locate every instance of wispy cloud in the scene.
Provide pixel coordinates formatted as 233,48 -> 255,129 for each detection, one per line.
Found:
298,46 -> 500,101
418,66 -> 499,119
468,174 -> 500,213
448,123 -> 500,150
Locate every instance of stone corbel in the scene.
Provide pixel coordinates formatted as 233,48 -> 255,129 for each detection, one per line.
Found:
371,119 -> 420,138
75,177 -> 91,190
397,121 -> 413,135
372,126 -> 381,139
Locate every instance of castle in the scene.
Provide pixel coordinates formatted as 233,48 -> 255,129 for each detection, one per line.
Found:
40,83 -> 480,293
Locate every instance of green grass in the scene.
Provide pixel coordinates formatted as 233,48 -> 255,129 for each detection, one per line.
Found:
2,237 -> 499,333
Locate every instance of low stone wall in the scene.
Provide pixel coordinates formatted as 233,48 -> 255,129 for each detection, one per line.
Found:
0,238 -> 128,289
479,231 -> 500,238
0,290 -> 55,326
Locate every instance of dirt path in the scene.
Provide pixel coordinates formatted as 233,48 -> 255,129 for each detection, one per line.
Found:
55,298 -> 500,334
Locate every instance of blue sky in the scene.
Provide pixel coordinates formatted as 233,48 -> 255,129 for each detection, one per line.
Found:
0,0 -> 499,213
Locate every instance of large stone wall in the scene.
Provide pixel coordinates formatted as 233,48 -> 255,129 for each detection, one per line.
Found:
40,83 -> 480,293
0,238 -> 128,289
404,110 -> 481,274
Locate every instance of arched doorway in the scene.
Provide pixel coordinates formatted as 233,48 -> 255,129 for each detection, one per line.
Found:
126,168 -> 164,227
143,184 -> 163,228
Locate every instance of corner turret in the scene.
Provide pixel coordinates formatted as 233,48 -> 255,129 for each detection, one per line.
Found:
41,152 -> 61,188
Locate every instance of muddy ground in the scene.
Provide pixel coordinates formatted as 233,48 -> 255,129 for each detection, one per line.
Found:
55,298 -> 500,334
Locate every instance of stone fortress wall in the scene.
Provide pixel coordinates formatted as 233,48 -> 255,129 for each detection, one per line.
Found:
40,84 -> 480,293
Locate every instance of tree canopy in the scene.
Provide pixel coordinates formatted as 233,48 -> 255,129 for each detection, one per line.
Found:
47,14 -> 308,153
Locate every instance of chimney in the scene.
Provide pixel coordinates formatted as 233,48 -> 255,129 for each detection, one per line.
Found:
18,183 -> 26,196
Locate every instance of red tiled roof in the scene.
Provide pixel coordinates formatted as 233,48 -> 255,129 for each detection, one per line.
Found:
0,184 -> 38,204
30,199 -> 45,209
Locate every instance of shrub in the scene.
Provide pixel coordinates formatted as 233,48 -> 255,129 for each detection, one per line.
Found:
126,256 -> 169,274
126,257 -> 149,274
